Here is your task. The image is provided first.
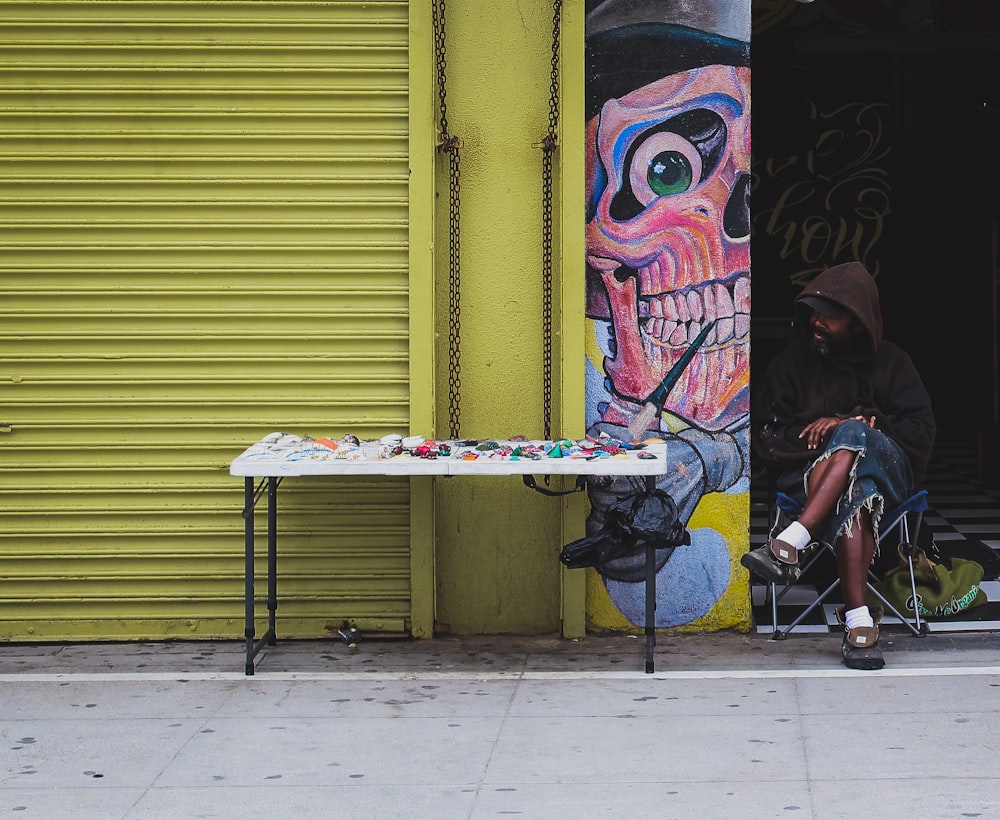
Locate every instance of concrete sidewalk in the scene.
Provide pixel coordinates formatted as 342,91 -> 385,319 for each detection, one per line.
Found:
3,630 -> 1000,819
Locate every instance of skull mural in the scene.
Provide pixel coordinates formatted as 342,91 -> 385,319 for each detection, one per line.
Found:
581,1 -> 752,628
587,65 -> 751,430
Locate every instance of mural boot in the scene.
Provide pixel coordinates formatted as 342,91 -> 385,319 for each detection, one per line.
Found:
740,537 -> 802,585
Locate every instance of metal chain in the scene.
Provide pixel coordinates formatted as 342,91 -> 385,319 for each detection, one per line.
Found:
433,0 -> 463,439
445,150 -> 462,439
433,1 -> 558,441
540,0 -> 561,441
432,0 -> 449,144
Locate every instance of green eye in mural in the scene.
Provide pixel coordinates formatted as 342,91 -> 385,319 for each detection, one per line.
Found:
609,109 -> 725,220
625,129 -> 703,209
647,151 -> 694,196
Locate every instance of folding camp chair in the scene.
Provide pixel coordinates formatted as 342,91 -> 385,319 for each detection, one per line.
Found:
762,489 -> 930,639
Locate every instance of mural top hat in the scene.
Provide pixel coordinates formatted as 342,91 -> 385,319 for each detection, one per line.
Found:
586,0 -> 751,119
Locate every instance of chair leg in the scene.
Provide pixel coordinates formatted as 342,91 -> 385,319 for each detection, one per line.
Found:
873,507 -> 927,637
901,510 -> 925,634
760,490 -> 931,641
769,581 -> 781,639
866,581 -> 926,637
905,550 -> 925,634
769,543 -> 837,638
778,576 -> 841,638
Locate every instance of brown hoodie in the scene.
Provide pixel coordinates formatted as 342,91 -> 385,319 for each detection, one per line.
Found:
794,261 -> 882,359
752,262 -> 936,484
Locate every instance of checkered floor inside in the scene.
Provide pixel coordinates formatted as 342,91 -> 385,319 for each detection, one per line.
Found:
749,437 -> 1000,634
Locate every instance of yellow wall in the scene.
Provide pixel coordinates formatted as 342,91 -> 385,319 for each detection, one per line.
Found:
0,0 -> 752,642
425,0 -> 752,635
430,1 -> 579,634
0,0 -> 415,641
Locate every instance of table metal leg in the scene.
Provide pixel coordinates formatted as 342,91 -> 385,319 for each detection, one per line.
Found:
645,542 -> 655,673
243,478 -> 256,675
243,476 -> 278,675
267,477 -> 278,643
644,476 -> 656,674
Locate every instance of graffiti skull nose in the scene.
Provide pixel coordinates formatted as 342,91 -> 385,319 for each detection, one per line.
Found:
723,173 -> 750,240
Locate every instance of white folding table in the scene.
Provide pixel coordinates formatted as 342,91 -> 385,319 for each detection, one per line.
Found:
231,437 -> 670,674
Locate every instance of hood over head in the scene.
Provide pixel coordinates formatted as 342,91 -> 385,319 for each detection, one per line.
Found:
794,261 -> 882,358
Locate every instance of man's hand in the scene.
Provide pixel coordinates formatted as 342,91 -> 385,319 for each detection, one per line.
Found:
799,415 -> 876,449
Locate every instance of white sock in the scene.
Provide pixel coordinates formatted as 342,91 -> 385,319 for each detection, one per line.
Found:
844,605 -> 874,630
776,520 -> 811,550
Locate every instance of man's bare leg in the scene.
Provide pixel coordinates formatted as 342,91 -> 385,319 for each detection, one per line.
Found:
835,507 -> 884,669
834,509 -> 877,610
796,448 -> 855,535
800,448 -> 880,605
742,449 -> 863,585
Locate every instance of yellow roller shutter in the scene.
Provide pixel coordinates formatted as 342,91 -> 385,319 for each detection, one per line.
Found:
0,0 -> 413,640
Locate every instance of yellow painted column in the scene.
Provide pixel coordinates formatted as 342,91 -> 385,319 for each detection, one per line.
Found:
408,1 -> 438,639
431,0 -> 574,634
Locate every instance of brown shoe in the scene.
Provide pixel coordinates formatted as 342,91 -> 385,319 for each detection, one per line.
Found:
839,605 -> 885,670
740,538 -> 802,585
768,537 -> 799,566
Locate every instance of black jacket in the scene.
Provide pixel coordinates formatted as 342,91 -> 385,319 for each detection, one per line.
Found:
752,262 -> 936,484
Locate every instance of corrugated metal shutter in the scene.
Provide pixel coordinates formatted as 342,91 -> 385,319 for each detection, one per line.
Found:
0,0 -> 413,640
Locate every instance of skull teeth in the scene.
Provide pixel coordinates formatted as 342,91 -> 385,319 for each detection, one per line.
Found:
641,276 -> 749,346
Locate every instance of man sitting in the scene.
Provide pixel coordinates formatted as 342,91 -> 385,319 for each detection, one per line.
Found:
743,261 -> 936,669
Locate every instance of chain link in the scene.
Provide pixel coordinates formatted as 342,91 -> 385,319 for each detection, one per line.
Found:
433,0 -> 463,439
432,0 -> 449,142
445,150 -> 462,439
433,1 -> 559,441
540,0 -> 561,440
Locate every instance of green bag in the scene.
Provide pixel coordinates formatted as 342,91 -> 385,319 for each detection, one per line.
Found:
872,546 -> 987,618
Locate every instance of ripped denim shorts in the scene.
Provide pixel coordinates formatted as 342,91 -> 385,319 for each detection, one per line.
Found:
775,418 -> 914,548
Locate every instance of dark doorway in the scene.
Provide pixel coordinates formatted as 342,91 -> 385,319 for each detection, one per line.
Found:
751,0 -> 1000,482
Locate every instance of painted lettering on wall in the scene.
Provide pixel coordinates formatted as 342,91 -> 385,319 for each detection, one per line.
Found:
753,100 -> 892,284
